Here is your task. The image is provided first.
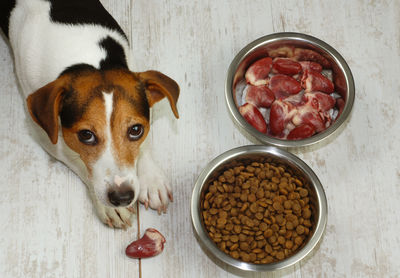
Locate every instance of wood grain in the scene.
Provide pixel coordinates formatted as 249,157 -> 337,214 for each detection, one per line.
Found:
1,0 -> 400,277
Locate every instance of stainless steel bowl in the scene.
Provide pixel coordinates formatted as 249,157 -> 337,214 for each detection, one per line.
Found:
191,145 -> 327,272
225,32 -> 355,148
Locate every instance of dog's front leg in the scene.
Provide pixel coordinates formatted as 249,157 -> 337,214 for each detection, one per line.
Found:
137,139 -> 173,214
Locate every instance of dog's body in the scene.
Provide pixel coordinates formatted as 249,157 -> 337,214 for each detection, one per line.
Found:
1,0 -> 179,228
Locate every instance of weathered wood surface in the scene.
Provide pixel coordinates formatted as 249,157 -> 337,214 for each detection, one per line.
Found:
1,0 -> 399,277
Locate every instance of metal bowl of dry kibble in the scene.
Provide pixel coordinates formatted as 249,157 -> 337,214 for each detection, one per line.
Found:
225,32 -> 355,148
191,145 -> 327,272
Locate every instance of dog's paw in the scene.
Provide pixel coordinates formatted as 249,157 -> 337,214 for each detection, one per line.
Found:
138,169 -> 173,214
96,203 -> 135,229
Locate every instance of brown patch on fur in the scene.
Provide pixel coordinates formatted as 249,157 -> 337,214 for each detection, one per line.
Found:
61,97 -> 107,174
104,70 -> 150,119
27,74 -> 72,144
110,93 -> 150,166
59,71 -> 105,128
138,70 -> 180,118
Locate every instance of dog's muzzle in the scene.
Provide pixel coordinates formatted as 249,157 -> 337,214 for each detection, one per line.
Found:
107,185 -> 135,207
107,175 -> 135,206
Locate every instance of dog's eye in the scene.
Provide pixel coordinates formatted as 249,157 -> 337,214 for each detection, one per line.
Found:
78,130 -> 97,145
127,124 -> 144,141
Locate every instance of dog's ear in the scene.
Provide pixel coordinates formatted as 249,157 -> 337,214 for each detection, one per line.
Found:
26,76 -> 69,144
138,70 -> 180,118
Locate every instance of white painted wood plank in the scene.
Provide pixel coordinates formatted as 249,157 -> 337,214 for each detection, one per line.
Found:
1,0 -> 400,277
133,0 -> 400,277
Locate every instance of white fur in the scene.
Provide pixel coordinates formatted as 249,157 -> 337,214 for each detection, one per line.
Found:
9,0 -> 130,96
137,137 -> 172,212
7,0 -> 172,228
90,92 -> 140,206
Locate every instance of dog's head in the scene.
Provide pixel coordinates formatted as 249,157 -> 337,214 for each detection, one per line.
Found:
26,68 -> 179,208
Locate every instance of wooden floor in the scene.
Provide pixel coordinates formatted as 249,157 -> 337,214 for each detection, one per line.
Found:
1,0 -> 400,277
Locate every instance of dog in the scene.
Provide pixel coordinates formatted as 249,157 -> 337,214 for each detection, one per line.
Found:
0,0 -> 180,228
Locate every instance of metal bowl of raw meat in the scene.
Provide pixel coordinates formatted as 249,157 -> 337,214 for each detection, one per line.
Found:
225,32 -> 355,148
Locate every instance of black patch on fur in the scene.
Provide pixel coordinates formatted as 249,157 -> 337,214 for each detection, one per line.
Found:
59,88 -> 84,128
99,36 -> 128,70
59,63 -> 97,77
59,65 -> 99,128
60,86 -> 103,129
0,0 -> 16,38
133,82 -> 150,120
113,84 -> 150,121
46,0 -> 127,40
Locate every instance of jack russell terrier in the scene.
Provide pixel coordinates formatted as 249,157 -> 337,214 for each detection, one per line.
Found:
0,0 -> 180,229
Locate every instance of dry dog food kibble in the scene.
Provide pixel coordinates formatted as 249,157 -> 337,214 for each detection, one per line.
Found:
201,160 -> 314,264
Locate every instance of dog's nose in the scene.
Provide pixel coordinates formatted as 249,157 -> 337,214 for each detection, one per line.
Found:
108,188 -> 135,207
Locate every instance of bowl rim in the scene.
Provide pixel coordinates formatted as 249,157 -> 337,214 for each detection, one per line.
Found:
225,32 -> 355,148
191,145 -> 328,272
